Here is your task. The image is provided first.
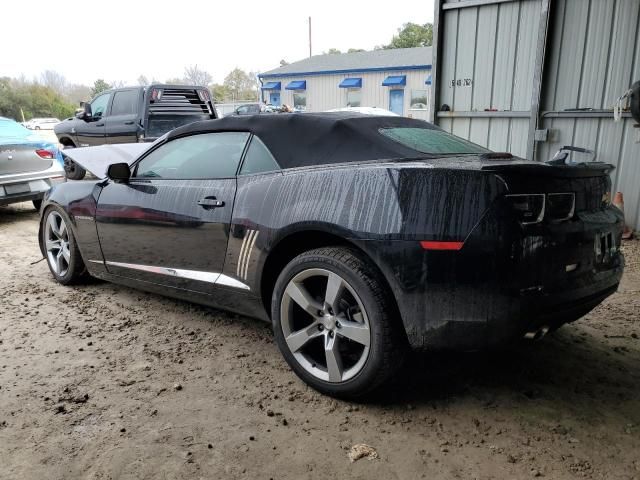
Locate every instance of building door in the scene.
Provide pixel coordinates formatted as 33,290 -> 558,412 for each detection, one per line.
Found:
389,89 -> 404,116
269,92 -> 281,106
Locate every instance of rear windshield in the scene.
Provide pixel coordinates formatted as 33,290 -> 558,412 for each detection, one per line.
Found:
379,127 -> 489,155
0,120 -> 30,138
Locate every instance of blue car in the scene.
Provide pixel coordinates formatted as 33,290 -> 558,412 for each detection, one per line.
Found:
0,117 -> 65,210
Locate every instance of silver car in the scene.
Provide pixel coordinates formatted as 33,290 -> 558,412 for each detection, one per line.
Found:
0,117 -> 65,210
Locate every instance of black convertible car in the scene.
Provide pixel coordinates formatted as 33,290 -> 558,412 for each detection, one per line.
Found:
39,113 -> 624,398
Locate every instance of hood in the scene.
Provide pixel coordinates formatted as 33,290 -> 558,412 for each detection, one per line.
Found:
61,143 -> 152,178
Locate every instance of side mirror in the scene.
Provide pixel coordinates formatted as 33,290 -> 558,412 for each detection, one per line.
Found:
75,103 -> 92,121
106,162 -> 131,181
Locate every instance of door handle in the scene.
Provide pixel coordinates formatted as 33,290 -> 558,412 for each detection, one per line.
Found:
96,123 -> 104,127
197,197 -> 225,208
124,121 -> 134,125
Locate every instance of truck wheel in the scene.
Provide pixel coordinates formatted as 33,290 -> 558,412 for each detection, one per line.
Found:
64,156 -> 86,180
271,247 -> 406,399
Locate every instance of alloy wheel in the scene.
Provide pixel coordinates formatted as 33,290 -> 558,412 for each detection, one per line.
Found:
280,268 -> 371,383
45,211 -> 70,277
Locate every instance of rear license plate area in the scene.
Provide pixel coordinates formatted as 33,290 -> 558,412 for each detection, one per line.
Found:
594,231 -> 616,264
5,183 -> 30,195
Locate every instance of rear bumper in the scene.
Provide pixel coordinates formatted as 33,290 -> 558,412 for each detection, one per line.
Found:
0,169 -> 65,206
362,205 -> 625,350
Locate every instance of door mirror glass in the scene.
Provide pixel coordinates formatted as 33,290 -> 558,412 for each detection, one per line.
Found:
107,162 -> 131,181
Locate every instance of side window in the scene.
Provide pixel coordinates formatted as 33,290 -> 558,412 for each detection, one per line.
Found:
239,136 -> 280,175
135,132 -> 250,180
110,90 -> 138,116
90,93 -> 111,118
236,106 -> 248,115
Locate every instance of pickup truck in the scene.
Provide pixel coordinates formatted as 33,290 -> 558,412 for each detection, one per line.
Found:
55,84 -> 217,179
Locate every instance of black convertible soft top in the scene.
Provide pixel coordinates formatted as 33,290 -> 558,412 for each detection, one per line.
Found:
166,112 -> 438,169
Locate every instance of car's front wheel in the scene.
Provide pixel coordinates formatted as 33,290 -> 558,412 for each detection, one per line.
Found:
42,206 -> 87,284
63,157 -> 86,181
272,247 -> 405,399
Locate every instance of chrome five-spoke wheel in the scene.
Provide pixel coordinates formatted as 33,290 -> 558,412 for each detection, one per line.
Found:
280,268 -> 371,383
273,247 -> 405,398
45,211 -> 70,277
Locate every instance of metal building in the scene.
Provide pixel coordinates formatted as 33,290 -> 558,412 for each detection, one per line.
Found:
259,47 -> 432,119
431,0 -> 640,229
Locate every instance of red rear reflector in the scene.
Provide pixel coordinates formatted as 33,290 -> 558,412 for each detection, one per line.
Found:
35,149 -> 55,159
420,241 -> 464,251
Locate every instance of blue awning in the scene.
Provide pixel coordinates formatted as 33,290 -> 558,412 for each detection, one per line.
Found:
382,75 -> 406,87
285,80 -> 306,90
261,81 -> 281,90
339,77 -> 362,88
425,74 -> 432,85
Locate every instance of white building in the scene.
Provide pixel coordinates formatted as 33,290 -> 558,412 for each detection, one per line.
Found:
258,47 -> 432,120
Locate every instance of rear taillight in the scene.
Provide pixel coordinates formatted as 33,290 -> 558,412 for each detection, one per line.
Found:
150,88 -> 163,102
546,193 -> 575,222
35,149 -> 55,159
505,194 -> 545,224
197,89 -> 211,102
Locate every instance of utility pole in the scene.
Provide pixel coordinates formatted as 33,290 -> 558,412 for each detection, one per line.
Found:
308,16 -> 312,58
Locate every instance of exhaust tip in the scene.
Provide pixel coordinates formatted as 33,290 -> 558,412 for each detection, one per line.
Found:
524,325 -> 550,341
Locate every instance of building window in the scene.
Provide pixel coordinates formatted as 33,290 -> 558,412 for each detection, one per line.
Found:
346,89 -> 361,107
410,90 -> 428,110
293,91 -> 306,111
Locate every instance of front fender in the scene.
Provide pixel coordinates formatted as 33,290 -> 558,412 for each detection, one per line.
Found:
39,181 -> 106,271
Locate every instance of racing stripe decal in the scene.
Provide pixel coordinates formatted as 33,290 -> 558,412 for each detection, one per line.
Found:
237,229 -> 259,280
243,230 -> 259,281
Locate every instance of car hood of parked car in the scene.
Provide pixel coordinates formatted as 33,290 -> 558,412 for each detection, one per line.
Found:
61,143 -> 152,179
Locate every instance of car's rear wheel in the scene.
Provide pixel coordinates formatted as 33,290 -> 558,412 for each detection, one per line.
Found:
42,206 -> 87,284
272,247 -> 405,399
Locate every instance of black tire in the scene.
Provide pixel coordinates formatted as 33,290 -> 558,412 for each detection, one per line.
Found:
35,126 -> 41,130
271,246 -> 406,399
63,157 -> 86,181
41,205 -> 88,285
32,199 -> 42,211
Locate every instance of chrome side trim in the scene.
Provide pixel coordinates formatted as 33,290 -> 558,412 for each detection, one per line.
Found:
88,259 -> 104,264
106,261 -> 220,284
243,230 -> 259,280
104,260 -> 251,291
216,274 -> 251,290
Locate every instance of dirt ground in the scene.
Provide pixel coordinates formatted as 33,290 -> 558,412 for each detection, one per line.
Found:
1,202 -> 639,480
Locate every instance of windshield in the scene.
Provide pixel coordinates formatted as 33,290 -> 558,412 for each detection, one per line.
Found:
379,127 -> 490,155
0,119 -> 31,138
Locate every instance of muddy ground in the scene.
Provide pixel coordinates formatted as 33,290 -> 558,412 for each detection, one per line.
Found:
1,202 -> 639,480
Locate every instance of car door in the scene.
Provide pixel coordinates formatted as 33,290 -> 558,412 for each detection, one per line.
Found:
75,92 -> 110,146
105,89 -> 140,144
95,131 -> 250,294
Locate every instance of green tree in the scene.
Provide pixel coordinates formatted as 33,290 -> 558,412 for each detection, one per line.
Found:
347,48 -> 365,53
384,22 -> 433,49
325,48 -> 342,54
90,79 -> 111,97
223,68 -> 256,101
0,77 -> 76,120
210,83 -> 229,103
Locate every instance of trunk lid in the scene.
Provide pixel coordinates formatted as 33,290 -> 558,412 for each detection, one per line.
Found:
0,141 -> 53,175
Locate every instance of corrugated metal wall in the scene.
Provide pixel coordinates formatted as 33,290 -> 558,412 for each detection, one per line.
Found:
262,69 -> 431,120
433,0 -> 640,229
536,0 -> 640,230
